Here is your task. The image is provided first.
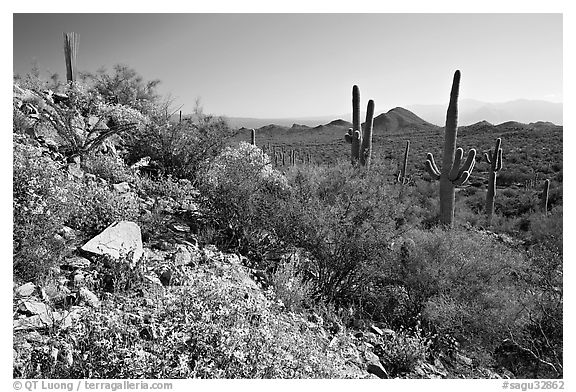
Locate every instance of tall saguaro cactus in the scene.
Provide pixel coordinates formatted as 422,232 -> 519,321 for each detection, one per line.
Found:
345,85 -> 375,168
63,32 -> 79,83
484,138 -> 503,224
350,85 -> 362,163
424,70 -> 477,226
251,128 -> 256,145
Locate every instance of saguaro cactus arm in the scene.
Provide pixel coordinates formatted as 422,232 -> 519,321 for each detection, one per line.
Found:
484,138 -> 502,171
345,128 -> 353,143
449,148 -> 464,181
454,149 -> 476,183
425,153 -> 441,180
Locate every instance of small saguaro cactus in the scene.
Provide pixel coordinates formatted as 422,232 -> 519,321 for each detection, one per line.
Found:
424,70 -> 477,227
63,32 -> 79,83
484,138 -> 503,224
397,140 -> 410,184
541,179 -> 550,215
344,85 -> 375,168
251,128 -> 256,145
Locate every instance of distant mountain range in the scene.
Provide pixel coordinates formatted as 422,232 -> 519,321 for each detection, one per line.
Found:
221,99 -> 562,129
233,105 -> 561,143
407,99 -> 562,126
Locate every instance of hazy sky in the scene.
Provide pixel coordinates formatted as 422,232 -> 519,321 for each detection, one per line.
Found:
13,13 -> 562,118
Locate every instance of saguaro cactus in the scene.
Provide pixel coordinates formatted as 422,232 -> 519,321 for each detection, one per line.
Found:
424,70 -> 477,226
397,140 -> 410,184
541,179 -> 550,215
251,128 -> 256,145
360,100 -> 375,168
348,85 -> 362,163
63,32 -> 79,83
484,138 -> 503,224
345,85 -> 375,168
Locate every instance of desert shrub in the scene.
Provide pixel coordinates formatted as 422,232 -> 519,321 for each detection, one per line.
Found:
199,142 -> 290,252
82,151 -> 134,184
269,162 -> 410,309
508,208 -> 563,377
373,228 -> 530,355
135,175 -> 198,201
376,325 -> 431,376
80,64 -> 162,117
269,255 -> 315,313
65,181 -> 140,237
126,108 -> 233,180
13,143 -> 70,282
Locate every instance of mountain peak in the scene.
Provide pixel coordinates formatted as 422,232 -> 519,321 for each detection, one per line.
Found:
371,107 -> 436,132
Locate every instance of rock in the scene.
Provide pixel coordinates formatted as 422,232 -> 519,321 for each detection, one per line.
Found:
413,364 -> 426,377
14,311 -> 59,331
53,92 -> 69,103
173,246 -> 192,266
159,270 -> 173,286
73,272 -> 85,287
67,162 -> 84,179
455,352 -> 473,366
364,332 -> 378,343
41,284 -> 71,302
370,325 -> 384,336
59,226 -> 76,241
180,199 -> 199,212
366,362 -> 389,379
224,253 -> 240,264
19,301 -> 50,316
51,347 -> 59,362
88,116 -> 108,131
25,331 -> 46,344
79,287 -> 100,308
433,358 -> 448,377
15,282 -> 36,297
139,325 -> 156,340
130,156 -> 150,170
144,274 -> 163,287
112,182 -> 130,193
81,221 -> 143,264
62,256 -> 91,270
171,223 -> 190,233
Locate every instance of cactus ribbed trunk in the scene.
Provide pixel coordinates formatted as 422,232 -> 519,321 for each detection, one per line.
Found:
485,171 -> 496,222
251,129 -> 256,146
485,138 -> 502,225
439,70 -> 461,226
63,32 -> 79,83
360,99 -> 374,168
351,85 -> 362,164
